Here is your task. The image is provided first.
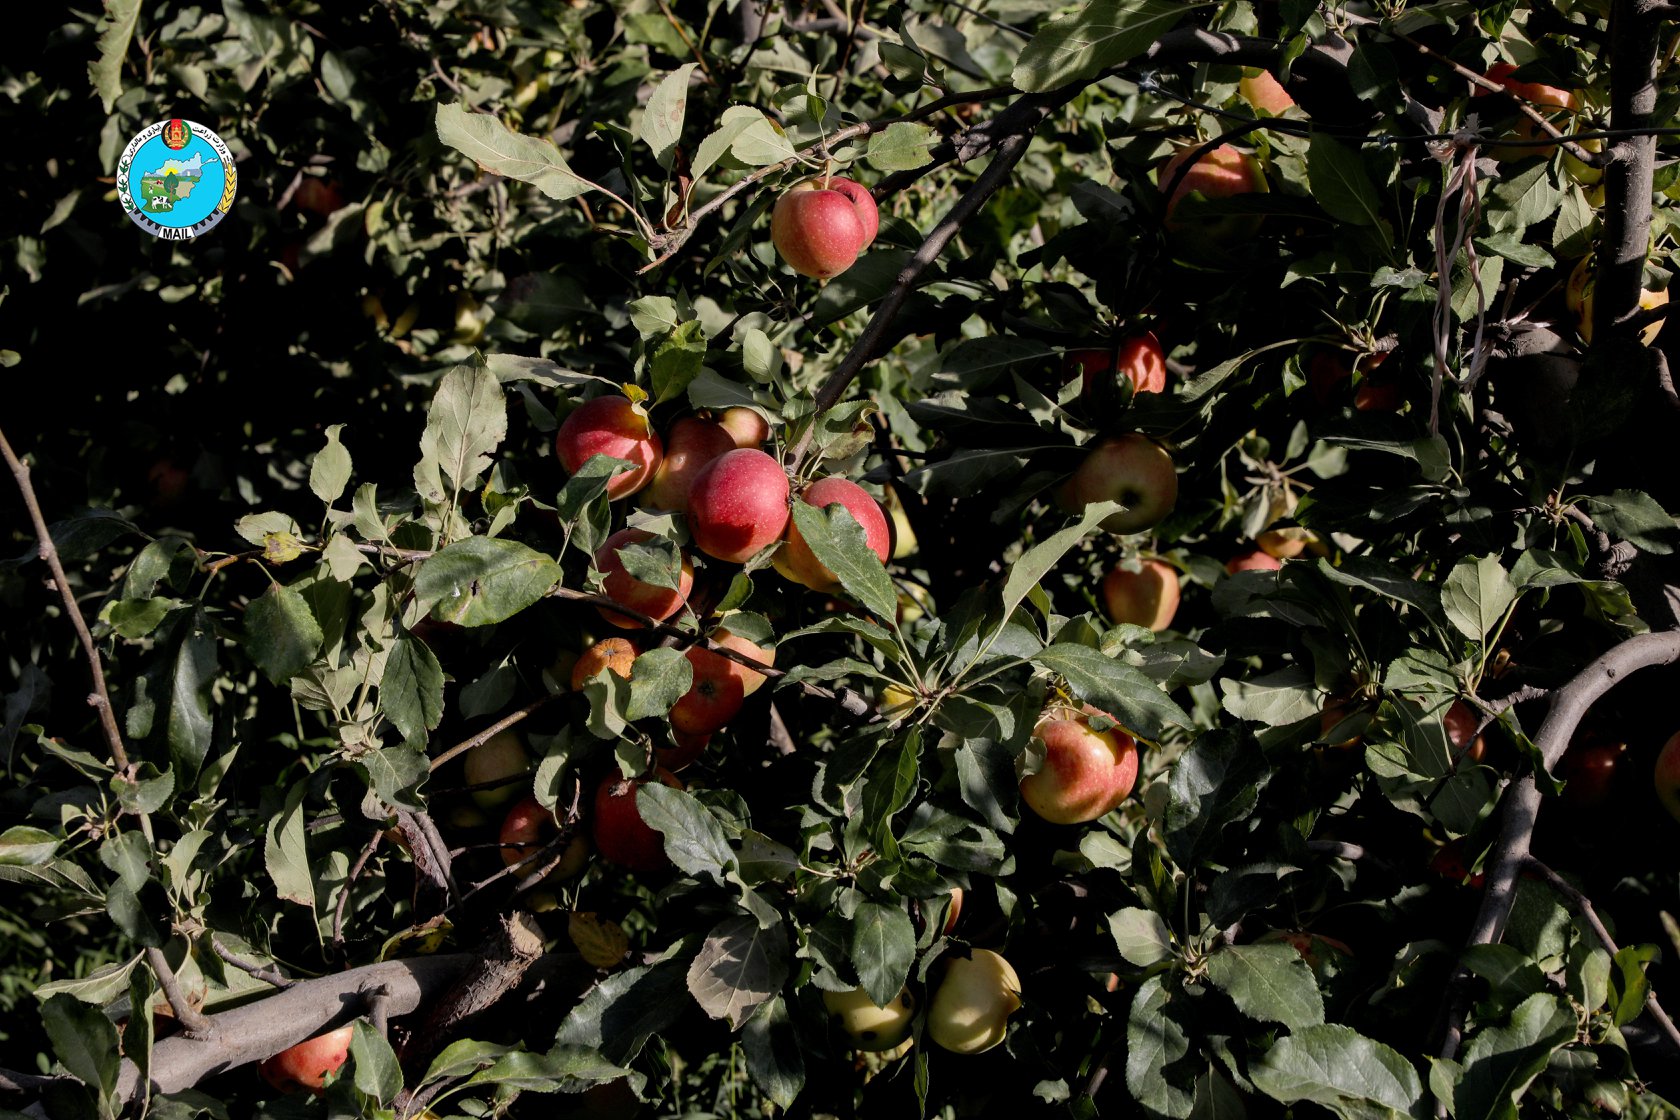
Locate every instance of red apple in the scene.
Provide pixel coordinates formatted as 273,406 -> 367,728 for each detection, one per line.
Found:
711,627 -> 775,696
556,396 -> 664,500
771,179 -> 873,279
657,728 -> 710,772
1559,739 -> 1625,809
1065,333 -> 1169,401
592,768 -> 682,873
1159,143 -> 1268,236
717,407 -> 771,449
1225,548 -> 1282,574
641,418 -> 735,513
1019,704 -> 1139,824
1055,435 -> 1178,535
686,448 -> 792,563
1239,68 -> 1296,115
669,645 -> 747,736
571,637 -> 637,691
500,795 -> 591,882
1656,731 -> 1680,823
1473,61 -> 1578,111
293,177 -> 345,217
1429,840 -> 1485,888
594,529 -> 694,629
259,1025 -> 354,1094
822,176 -> 879,247
1443,700 -> 1486,764
773,477 -> 891,592
1258,930 -> 1353,970
1100,558 -> 1179,631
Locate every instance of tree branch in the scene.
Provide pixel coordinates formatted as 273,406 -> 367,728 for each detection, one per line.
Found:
1435,629 -> 1680,1061
210,939 -> 293,989
429,693 -> 561,771
0,427 -> 130,770
1594,0 -> 1663,342
113,954 -> 477,1102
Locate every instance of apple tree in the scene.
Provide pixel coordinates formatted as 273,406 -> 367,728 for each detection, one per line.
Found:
5,0 -> 1680,1117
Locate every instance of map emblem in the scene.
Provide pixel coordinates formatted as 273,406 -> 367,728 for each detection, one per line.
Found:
117,119 -> 236,240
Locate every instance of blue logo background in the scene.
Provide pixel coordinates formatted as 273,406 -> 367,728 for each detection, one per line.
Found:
126,130 -> 228,229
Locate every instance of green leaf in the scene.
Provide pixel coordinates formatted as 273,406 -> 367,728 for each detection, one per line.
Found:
309,424 -> 353,505
692,105 -> 771,181
88,0 -> 142,112
1455,993 -> 1574,1120
637,783 -> 733,881
414,362 -> 508,504
649,320 -> 707,405
1012,0 -> 1184,93
234,512 -> 305,564
1250,1023 -> 1424,1119
849,901 -> 915,1008
637,63 -> 697,168
466,1046 -> 632,1092
623,647 -> 691,721
1163,732 -> 1263,866
381,635 -> 444,747
0,826 -> 59,867
1442,555 -> 1517,642
728,110 -> 798,165
165,626 -> 216,784
1126,975 -> 1194,1117
789,501 -> 898,621
1307,134 -> 1384,227
865,122 -> 937,172
998,502 -> 1120,625
1219,666 -> 1320,726
42,993 -> 119,1111
349,1020 -> 402,1105
264,781 -> 313,909
743,996 -> 804,1110
420,1039 -> 513,1086
1584,490 -> 1676,554
435,103 -> 603,201
555,956 -> 690,1064
1109,907 -> 1173,966
1033,643 -> 1190,741
1204,943 -> 1325,1030
415,537 -> 562,626
686,915 -> 790,1029
244,583 -> 324,685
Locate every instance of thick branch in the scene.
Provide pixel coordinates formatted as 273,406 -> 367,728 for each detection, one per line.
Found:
1594,0 -> 1663,342
0,428 -> 130,769
1436,630 -> 1680,1061
114,954 -> 475,1101
397,915 -> 545,1081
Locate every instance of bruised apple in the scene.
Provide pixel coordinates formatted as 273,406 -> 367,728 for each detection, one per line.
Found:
686,449 -> 791,563
1055,435 -> 1178,535
594,529 -> 693,628
927,949 -> 1022,1054
592,768 -> 682,873
259,1025 -> 354,1094
774,477 -> 891,592
1020,704 -> 1139,824
1100,558 -> 1179,631
823,986 -> 916,1051
555,396 -> 663,500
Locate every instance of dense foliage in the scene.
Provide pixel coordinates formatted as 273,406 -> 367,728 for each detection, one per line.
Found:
6,0 -> 1680,1117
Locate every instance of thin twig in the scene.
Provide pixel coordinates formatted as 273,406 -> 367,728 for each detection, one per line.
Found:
211,939 -> 293,989
146,948 -> 213,1038
1523,857 -> 1680,1056
0,428 -> 131,770
332,829 -> 386,950
429,694 -> 561,771
784,128 -> 1035,470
